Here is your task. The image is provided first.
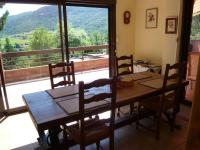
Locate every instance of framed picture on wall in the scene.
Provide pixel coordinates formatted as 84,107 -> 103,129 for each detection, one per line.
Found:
165,17 -> 178,34
146,8 -> 158,28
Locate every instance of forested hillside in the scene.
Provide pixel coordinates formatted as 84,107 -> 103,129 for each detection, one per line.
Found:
0,6 -> 108,36
0,5 -> 108,70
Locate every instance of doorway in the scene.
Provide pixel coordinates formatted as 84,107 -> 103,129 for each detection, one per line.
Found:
185,0 -> 200,102
65,6 -> 109,82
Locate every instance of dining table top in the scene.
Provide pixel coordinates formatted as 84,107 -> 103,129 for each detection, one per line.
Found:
23,71 -> 188,133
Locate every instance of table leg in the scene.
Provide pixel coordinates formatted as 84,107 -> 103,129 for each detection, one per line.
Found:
37,130 -> 47,146
48,126 -> 62,149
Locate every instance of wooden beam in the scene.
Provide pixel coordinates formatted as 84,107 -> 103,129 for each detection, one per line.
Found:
108,5 -> 116,77
58,3 -> 65,62
4,106 -> 27,115
4,0 -> 61,4
63,3 -> 69,62
5,0 -> 116,6
0,53 -> 9,110
179,0 -> 195,77
66,0 -> 116,7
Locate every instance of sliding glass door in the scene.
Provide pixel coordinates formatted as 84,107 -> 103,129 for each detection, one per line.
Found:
65,5 -> 109,82
0,0 -> 116,113
63,2 -> 116,79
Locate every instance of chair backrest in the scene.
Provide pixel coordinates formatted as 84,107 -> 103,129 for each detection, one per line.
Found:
116,55 -> 134,76
161,62 -> 184,105
78,77 -> 116,143
49,61 -> 75,89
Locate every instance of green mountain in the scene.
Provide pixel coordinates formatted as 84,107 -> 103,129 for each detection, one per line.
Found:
0,6 -> 108,37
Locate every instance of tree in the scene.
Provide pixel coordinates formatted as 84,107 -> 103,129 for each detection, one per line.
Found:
191,15 -> 200,40
0,4 -> 9,31
0,39 -> 2,50
0,4 -> 9,53
3,38 -> 18,70
30,28 -> 57,66
90,32 -> 106,45
30,28 -> 55,50
4,38 -> 14,52
68,25 -> 91,47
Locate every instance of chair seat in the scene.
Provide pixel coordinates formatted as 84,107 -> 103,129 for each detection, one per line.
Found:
140,93 -> 175,112
65,118 -> 110,145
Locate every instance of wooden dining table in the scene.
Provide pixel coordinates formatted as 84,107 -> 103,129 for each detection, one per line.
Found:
23,71 -> 189,148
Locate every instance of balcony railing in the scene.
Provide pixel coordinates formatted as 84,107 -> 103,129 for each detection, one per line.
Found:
2,45 -> 108,70
1,45 -> 109,83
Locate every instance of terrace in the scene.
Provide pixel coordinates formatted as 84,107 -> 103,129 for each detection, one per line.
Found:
0,45 -> 109,109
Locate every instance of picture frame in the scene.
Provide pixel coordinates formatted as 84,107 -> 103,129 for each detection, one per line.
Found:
146,8 -> 158,29
165,17 -> 178,34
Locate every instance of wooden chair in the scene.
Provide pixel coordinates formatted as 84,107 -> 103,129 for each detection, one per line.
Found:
116,55 -> 134,76
64,78 -> 116,150
136,63 -> 183,139
48,61 -> 75,89
116,55 -> 135,115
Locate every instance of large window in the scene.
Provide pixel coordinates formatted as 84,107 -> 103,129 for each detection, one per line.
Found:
0,4 -> 62,109
67,6 -> 109,82
0,3 -> 114,110
0,4 -> 62,70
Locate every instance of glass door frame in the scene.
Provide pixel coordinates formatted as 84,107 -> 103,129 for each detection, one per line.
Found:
62,1 -> 116,77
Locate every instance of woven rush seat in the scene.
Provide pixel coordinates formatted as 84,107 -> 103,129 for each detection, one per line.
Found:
140,93 -> 175,112
65,118 -> 110,145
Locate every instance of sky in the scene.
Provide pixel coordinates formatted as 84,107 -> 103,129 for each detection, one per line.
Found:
0,4 -> 46,16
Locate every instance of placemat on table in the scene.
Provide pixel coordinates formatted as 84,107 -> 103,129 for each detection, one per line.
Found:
46,85 -> 78,99
53,94 -> 79,102
57,98 -> 109,115
121,73 -> 152,81
140,78 -> 175,89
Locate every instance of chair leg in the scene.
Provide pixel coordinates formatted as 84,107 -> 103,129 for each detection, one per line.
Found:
117,108 -> 121,117
62,130 -> 69,150
156,113 -> 161,140
96,141 -> 100,150
109,134 -> 114,150
136,104 -> 141,130
130,103 -> 135,115
171,107 -> 177,132
80,144 -> 85,150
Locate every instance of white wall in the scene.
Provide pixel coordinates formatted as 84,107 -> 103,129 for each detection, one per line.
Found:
116,0 -> 135,57
162,0 -> 180,72
116,0 -> 181,73
134,0 -> 164,65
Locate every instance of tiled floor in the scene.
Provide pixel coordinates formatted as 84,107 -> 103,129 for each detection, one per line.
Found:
0,105 -> 191,150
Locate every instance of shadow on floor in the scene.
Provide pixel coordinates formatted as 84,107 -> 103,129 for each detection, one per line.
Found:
11,105 -> 190,150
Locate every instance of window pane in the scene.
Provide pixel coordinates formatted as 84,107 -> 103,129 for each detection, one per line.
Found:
67,6 -> 109,82
0,4 -> 61,108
